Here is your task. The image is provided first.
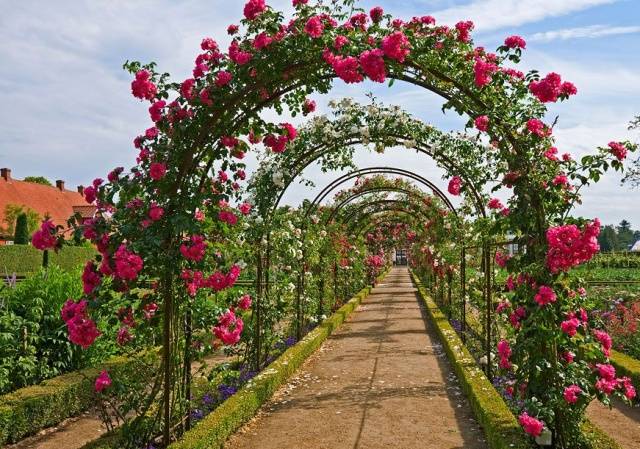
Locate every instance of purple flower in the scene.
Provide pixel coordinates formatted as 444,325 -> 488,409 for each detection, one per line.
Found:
218,384 -> 238,401
190,409 -> 204,421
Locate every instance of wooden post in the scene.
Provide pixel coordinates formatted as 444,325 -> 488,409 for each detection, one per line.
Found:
460,247 -> 467,342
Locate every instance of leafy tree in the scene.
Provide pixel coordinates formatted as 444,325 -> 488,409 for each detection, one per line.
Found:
23,176 -> 52,186
13,213 -> 29,244
598,225 -> 618,252
2,204 -> 40,236
617,220 -> 635,250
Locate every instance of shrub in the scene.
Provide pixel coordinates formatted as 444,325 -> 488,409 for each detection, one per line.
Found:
0,245 -> 97,276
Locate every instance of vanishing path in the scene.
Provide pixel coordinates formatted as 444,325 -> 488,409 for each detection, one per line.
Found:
225,267 -> 488,449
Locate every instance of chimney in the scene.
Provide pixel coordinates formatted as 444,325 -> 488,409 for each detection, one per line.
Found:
77,185 -> 84,194
1,168 -> 11,181
56,180 -> 65,191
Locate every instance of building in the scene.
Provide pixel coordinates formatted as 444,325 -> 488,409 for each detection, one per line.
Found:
0,168 -> 96,244
631,240 -> 640,252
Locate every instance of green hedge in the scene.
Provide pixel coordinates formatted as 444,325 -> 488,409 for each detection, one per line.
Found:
610,349 -> 640,390
410,271 -> 624,449
0,245 -> 96,276
0,353 -> 158,445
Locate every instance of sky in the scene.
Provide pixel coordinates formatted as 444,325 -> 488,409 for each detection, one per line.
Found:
1,0 -> 639,226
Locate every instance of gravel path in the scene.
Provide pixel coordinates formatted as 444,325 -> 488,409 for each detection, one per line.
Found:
224,267 -> 488,449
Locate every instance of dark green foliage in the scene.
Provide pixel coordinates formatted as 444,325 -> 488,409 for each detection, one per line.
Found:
13,213 -> 29,244
0,354 -> 158,445
0,245 -> 96,275
0,266 -> 107,394
22,176 -> 52,186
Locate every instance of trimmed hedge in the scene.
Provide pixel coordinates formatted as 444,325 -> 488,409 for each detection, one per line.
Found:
0,353 -> 158,445
410,271 -> 531,449
610,349 -> 640,390
410,271 -> 624,449
0,245 -> 96,276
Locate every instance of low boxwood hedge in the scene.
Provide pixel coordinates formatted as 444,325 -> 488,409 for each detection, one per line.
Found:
0,353 -> 158,445
0,245 -> 96,276
410,270 -> 624,449
610,349 -> 640,390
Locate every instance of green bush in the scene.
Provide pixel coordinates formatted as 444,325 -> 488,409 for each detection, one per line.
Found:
0,354 -> 157,445
0,266 -> 117,394
13,214 -> 29,245
0,245 -> 96,276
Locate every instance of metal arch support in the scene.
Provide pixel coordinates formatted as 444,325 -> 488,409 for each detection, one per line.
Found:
325,186 -> 432,225
303,167 -> 457,222
267,135 -> 487,221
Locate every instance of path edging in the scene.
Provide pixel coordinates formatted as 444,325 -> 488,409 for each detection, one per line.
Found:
409,270 -> 531,449
411,270 -> 624,449
168,275 -> 384,449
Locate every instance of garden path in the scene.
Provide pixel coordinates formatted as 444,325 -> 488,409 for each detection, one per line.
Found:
587,399 -> 640,448
224,267 -> 488,449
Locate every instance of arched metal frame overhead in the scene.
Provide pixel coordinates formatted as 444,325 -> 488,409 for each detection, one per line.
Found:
324,185 -> 434,225
302,167 -> 457,222
265,134 -> 487,220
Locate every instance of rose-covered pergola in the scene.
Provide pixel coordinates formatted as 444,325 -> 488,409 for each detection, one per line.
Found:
30,0 -> 638,447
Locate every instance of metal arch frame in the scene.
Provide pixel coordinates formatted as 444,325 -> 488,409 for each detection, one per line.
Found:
324,185 -> 432,225
266,133 -> 487,221
302,167 -> 457,223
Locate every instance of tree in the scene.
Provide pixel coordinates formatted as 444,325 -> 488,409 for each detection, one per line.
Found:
617,220 -> 635,250
2,204 -> 40,236
623,115 -> 640,187
23,176 -> 52,186
598,225 -> 618,252
13,213 -> 29,244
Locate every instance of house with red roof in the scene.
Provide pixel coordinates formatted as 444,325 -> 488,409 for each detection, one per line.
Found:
0,168 -> 96,244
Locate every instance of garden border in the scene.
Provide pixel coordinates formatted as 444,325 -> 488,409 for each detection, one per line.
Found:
409,270 -> 623,449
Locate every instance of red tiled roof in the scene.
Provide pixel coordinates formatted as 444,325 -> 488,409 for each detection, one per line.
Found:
0,175 -> 95,234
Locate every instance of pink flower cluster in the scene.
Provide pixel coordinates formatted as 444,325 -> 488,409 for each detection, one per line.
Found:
518,412 -> 544,437
608,141 -> 627,161
593,364 -> 635,399
474,58 -> 498,87
381,31 -> 411,62
504,35 -> 526,49
243,0 -> 266,20
546,219 -> 600,273
82,261 -> 101,294
497,340 -> 511,370
534,285 -> 556,307
526,119 -> 550,138
31,220 -> 58,251
593,329 -> 613,357
149,162 -> 167,181
213,309 -> 244,345
131,70 -> 157,101
114,245 -> 144,281
529,72 -> 577,103
563,385 -> 582,404
238,294 -> 252,310
474,115 -> 489,131
448,176 -> 462,196
180,235 -> 207,262
61,299 -> 100,349
359,49 -> 386,83
181,265 -> 241,296
95,370 -> 112,393
264,123 -> 297,153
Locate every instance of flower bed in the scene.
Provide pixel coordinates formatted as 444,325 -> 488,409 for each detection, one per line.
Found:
410,270 -> 623,449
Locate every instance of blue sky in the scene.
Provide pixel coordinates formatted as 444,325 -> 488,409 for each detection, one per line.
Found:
1,0 -> 638,225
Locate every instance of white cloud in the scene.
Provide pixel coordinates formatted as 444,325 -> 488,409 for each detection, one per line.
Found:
431,0 -> 618,31
530,24 -> 640,42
